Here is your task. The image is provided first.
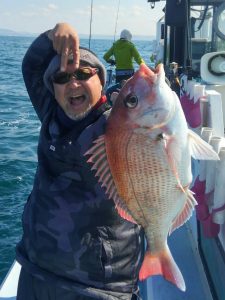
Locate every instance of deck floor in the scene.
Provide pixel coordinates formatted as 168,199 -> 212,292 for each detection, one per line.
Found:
140,217 -> 214,300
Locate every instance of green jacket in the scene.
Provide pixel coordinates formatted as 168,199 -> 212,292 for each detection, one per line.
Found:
103,39 -> 144,70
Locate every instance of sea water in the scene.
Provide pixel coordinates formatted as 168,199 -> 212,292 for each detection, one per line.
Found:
0,35 -> 155,282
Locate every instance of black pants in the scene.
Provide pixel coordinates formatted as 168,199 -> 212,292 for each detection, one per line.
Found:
115,69 -> 134,84
17,268 -> 141,300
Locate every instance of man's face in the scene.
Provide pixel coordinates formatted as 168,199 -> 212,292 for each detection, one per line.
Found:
53,65 -> 103,121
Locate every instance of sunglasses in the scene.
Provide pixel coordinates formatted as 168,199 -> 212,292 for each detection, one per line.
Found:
52,67 -> 99,84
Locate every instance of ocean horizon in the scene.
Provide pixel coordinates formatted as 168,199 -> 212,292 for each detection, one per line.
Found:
0,28 -> 156,41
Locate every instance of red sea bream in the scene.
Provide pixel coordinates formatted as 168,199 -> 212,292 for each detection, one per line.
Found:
85,63 -> 219,291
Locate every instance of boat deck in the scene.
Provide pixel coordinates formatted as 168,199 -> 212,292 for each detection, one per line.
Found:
0,214 -> 213,300
140,216 -> 213,300
0,260 -> 20,300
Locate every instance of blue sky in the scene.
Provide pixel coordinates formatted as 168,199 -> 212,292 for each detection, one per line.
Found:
0,0 -> 165,37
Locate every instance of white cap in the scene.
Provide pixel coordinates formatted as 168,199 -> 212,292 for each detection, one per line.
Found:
120,29 -> 132,42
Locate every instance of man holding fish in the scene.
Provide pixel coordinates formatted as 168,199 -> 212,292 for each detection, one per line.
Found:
16,22 -> 219,300
16,22 -> 143,300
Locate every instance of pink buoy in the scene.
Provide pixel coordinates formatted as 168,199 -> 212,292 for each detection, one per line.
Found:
191,176 -> 206,194
202,214 -> 220,238
180,94 -> 202,128
195,193 -> 206,205
196,203 -> 209,221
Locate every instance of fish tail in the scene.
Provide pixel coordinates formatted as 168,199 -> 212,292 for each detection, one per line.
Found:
139,247 -> 186,292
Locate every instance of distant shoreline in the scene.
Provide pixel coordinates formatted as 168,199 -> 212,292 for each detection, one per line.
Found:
0,29 -> 155,41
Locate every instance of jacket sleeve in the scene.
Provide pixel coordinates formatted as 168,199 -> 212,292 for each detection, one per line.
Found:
22,31 -> 57,122
131,44 -> 145,65
103,45 -> 114,63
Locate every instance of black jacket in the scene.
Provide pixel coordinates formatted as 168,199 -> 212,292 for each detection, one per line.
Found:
16,32 -> 144,298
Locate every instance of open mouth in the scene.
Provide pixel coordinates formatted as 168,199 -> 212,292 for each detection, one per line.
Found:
68,94 -> 86,107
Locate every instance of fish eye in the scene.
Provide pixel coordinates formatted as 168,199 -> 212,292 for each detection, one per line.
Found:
123,94 -> 138,109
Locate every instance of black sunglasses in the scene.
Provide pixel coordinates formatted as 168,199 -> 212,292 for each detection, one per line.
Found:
52,67 -> 99,84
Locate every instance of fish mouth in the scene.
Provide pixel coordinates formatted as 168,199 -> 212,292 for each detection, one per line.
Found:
136,107 -> 172,129
141,107 -> 165,116
141,107 -> 170,120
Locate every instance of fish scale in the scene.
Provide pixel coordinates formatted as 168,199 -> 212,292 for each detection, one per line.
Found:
86,63 -> 219,291
106,131 -> 185,240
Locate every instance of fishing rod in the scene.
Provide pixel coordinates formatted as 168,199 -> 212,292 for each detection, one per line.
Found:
113,0 -> 121,41
88,0 -> 93,49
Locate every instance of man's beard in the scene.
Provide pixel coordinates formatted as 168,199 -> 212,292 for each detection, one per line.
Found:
66,103 -> 92,121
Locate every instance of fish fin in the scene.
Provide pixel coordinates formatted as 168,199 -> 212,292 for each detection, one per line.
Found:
139,247 -> 186,292
188,129 -> 219,160
115,199 -> 137,224
164,136 -> 185,192
169,189 -> 197,235
85,135 -> 136,224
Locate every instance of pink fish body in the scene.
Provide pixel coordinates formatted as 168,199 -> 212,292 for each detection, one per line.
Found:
86,64 -> 219,291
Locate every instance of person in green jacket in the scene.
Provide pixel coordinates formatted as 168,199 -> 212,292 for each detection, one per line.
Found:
103,29 -> 144,83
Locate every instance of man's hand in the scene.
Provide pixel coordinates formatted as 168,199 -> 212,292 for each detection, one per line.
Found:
48,23 -> 80,72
